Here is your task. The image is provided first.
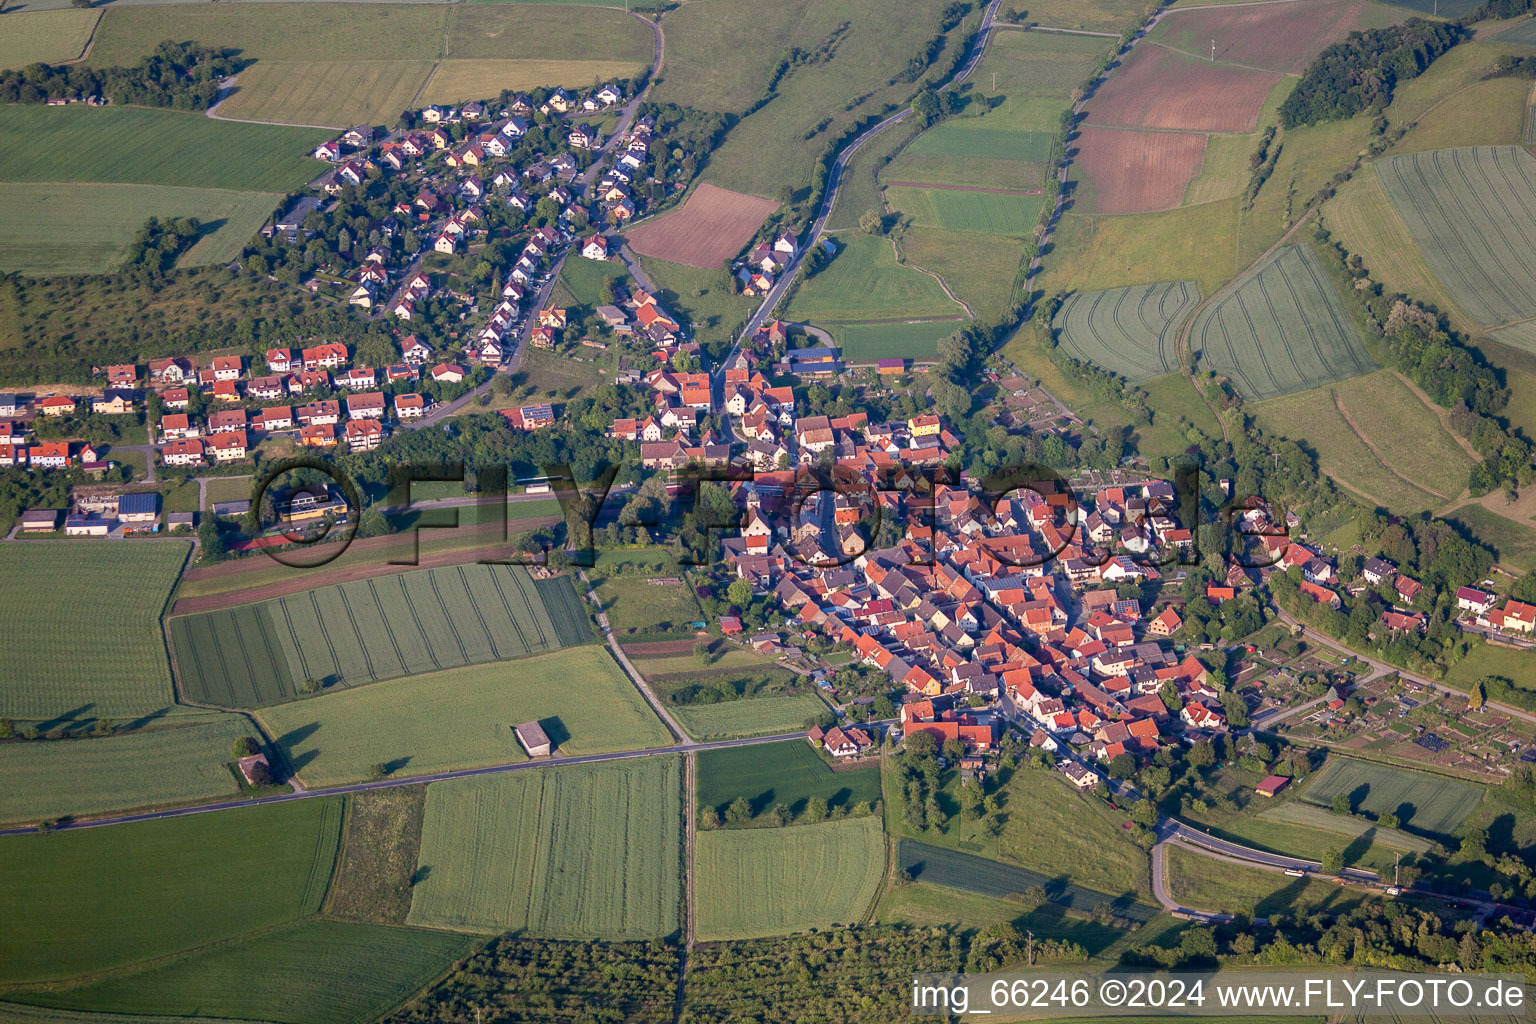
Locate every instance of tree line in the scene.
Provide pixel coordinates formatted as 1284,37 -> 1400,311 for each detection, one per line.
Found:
1279,20 -> 1465,127
0,40 -> 245,110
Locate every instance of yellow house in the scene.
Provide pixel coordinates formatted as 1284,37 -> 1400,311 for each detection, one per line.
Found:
908,413 -> 941,438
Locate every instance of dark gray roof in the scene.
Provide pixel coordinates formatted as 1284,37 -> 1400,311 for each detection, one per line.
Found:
119,491 -> 159,516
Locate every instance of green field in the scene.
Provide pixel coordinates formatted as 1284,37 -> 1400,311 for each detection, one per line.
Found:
897,840 -> 1159,922
669,692 -> 831,741
558,253 -> 629,307
0,183 -> 281,276
591,572 -> 703,634
1298,757 -> 1483,839
0,543 -> 188,719
1053,280 -> 1200,382
1488,320 -> 1536,359
887,185 -> 1044,237
0,711 -> 261,825
696,739 -> 881,820
0,9 -> 99,66
1034,199 -> 1245,300
898,226 -> 1024,324
694,816 -> 885,939
0,798 -> 341,985
171,564 -> 592,707
1255,800 -> 1436,855
0,107 -> 328,191
1376,146 -> 1536,330
258,645 -> 670,786
408,757 -> 681,938
22,921 -> 473,1024
834,318 -> 963,361
1164,845 -> 1370,917
1190,244 -> 1375,400
1445,502 -> 1536,573
216,59 -> 436,129
789,234 -> 962,322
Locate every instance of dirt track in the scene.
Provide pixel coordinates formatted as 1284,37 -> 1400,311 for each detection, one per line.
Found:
172,516 -> 560,615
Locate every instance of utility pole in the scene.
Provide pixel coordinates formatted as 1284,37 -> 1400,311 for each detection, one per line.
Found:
992,71 -> 997,92
1210,38 -> 1216,61
1395,853 -> 1401,888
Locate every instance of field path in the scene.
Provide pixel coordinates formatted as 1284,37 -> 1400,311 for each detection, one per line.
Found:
1331,387 -> 1451,501
884,180 -> 1044,195
886,234 -> 974,319
684,750 -> 697,948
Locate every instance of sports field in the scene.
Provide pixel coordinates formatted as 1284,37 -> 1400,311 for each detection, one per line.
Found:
408,757 -> 682,938
259,646 -> 669,786
1376,146 -> 1536,330
1298,757 -> 1483,838
1190,244 -> 1374,400
0,9 -> 99,66
694,817 -> 885,939
0,798 -> 341,985
896,840 -> 1159,922
0,183 -> 282,276
171,564 -> 591,707
788,234 -> 961,322
0,711 -> 260,825
669,692 -> 831,741
0,107 -> 328,191
0,543 -> 187,719
696,739 -> 881,821
885,186 -> 1044,237
835,319 -> 962,362
24,921 -> 472,1024
1053,281 -> 1200,381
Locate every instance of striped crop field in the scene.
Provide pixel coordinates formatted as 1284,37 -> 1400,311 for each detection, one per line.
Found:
1053,280 -> 1200,382
1190,244 -> 1375,400
694,817 -> 886,940
884,185 -> 1045,237
896,840 -> 1159,922
669,692 -> 832,741
0,798 -> 341,985
170,564 -> 592,707
22,921 -> 475,1024
0,542 -> 189,719
1376,146 -> 1536,330
258,646 -> 672,786
407,757 -> 682,939
0,710 -> 260,826
1298,756 -> 1483,839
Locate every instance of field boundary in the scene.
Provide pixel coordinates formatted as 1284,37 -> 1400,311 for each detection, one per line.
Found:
1331,388 -> 1449,501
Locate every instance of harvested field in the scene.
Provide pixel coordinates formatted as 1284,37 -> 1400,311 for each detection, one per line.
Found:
1190,243 -> 1374,400
1298,756 -> 1483,839
215,60 -> 434,129
694,817 -> 885,940
259,646 -> 670,786
1053,280 -> 1200,381
1085,45 -> 1281,133
1376,146 -> 1536,329
408,757 -> 682,938
170,563 -> 591,707
1149,0 -> 1401,75
625,184 -> 779,268
0,9 -> 100,67
1074,127 -> 1208,215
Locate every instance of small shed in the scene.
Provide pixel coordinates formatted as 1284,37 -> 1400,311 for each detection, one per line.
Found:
168,511 -> 196,531
514,721 -> 552,757
1256,774 -> 1290,798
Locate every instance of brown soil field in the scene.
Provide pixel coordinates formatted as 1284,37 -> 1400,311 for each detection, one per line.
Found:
1085,45 -> 1281,133
171,516 -> 560,614
1151,0 -> 1388,75
625,183 -> 780,268
1074,127 -> 1208,214
621,639 -> 699,657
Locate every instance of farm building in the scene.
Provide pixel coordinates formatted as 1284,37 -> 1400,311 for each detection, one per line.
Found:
514,721 -> 552,757
1256,775 -> 1290,798
118,491 -> 159,524
20,509 -> 60,532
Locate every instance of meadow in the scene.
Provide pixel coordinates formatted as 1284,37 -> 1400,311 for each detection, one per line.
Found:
788,234 -> 962,322
694,817 -> 885,940
258,646 -> 670,786
834,317 -> 963,361
0,798 -> 341,985
1052,280 -> 1200,382
0,711 -> 259,825
0,183 -> 281,276
1298,757 -> 1483,839
592,572 -> 703,634
1163,845 -> 1370,917
0,542 -> 187,720
897,840 -> 1159,922
668,692 -> 832,741
873,882 -> 1131,955
0,106 -> 328,191
324,787 -> 427,925
897,227 -> 1022,325
408,757 -> 682,938
0,9 -> 100,66
171,563 -> 591,706
24,921 -> 474,1024
886,186 -> 1044,237
557,253 -> 629,307
1376,146 -> 1536,330
1190,244 -> 1375,400
696,739 -> 881,821
1033,198 -> 1244,300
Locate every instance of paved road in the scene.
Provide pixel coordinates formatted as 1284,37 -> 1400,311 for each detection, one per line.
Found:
579,12 -> 664,189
